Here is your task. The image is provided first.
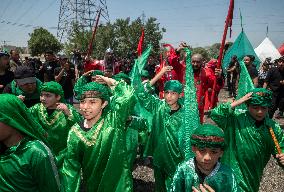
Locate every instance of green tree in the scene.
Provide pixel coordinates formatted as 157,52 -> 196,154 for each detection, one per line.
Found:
206,43 -> 221,59
28,27 -> 62,56
192,47 -> 209,61
64,16 -> 165,60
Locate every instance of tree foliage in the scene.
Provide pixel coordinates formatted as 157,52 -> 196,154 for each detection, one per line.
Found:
28,27 -> 62,56
65,17 -> 165,59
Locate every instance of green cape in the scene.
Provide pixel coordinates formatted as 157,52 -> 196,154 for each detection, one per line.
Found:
0,94 -> 48,143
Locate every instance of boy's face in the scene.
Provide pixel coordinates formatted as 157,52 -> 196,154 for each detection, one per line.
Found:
40,91 -> 61,109
192,146 -> 223,174
248,104 -> 268,121
164,90 -> 180,106
0,122 -> 14,142
80,97 -> 107,120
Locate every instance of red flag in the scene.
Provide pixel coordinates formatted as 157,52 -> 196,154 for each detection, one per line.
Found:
137,28 -> 144,56
217,0 -> 234,68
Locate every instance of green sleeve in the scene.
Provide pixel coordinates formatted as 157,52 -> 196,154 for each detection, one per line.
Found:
28,104 -> 39,118
31,141 -> 61,192
128,116 -> 148,146
74,75 -> 89,97
171,164 -> 187,192
61,128 -> 82,192
111,81 -> 137,124
210,102 -> 235,130
136,82 -> 161,113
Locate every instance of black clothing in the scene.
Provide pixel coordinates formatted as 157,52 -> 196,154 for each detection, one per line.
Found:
0,70 -> 14,93
264,67 -> 284,118
43,60 -> 59,82
265,67 -> 284,92
246,64 -> 258,80
54,67 -> 75,99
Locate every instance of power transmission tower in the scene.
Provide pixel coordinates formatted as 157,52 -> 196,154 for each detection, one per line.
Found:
57,0 -> 109,42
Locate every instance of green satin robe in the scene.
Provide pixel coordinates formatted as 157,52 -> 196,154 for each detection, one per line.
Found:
61,82 -> 136,192
126,115 -> 148,166
29,103 -> 82,157
137,83 -> 185,191
210,102 -> 284,192
0,138 -> 60,192
171,158 -> 239,192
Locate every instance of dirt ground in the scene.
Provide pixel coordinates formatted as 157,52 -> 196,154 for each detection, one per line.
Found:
132,88 -> 284,191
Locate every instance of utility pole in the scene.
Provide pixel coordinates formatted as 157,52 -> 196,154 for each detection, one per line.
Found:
57,0 -> 110,43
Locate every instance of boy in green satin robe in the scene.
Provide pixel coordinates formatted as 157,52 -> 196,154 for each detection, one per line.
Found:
29,81 -> 82,162
210,88 -> 284,192
0,94 -> 60,192
136,65 -> 185,191
61,75 -> 136,192
171,124 -> 239,192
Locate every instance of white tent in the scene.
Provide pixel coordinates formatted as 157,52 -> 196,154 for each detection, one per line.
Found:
254,37 -> 281,62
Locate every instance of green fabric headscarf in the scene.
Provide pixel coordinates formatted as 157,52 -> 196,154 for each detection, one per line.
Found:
40,81 -> 65,102
0,94 -> 48,143
76,82 -> 111,102
191,124 -> 225,149
164,80 -> 183,94
246,88 -> 272,107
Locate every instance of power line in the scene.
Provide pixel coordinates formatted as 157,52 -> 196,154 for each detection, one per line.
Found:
0,1 -> 11,20
0,19 -> 57,29
29,0 -> 58,25
14,0 -> 39,23
57,0 -> 110,42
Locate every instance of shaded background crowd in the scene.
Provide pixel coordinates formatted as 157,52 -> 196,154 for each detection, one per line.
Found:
1,46 -> 284,119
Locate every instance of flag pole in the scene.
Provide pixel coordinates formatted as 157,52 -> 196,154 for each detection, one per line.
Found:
269,127 -> 282,154
87,8 -> 102,58
210,0 -> 234,109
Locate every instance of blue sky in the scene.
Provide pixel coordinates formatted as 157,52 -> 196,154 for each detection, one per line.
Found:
0,0 -> 283,48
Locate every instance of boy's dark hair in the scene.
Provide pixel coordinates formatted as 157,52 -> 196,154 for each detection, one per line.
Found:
14,66 -> 35,79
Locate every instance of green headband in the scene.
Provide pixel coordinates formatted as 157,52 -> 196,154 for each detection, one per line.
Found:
76,82 -> 110,102
191,124 -> 225,149
41,81 -> 65,102
164,80 -> 183,94
246,88 -> 272,107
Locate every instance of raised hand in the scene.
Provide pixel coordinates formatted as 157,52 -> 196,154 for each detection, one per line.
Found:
56,103 -> 71,116
276,153 -> 284,166
95,75 -> 117,87
231,92 -> 253,108
192,184 -> 215,192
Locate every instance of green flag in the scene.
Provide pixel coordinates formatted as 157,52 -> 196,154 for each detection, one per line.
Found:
236,61 -> 255,110
130,44 -> 152,91
182,48 -> 200,159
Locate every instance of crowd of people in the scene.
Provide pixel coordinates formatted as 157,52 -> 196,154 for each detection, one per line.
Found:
0,43 -> 284,192
226,54 -> 284,119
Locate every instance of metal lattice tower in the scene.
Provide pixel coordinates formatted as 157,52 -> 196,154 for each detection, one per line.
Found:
57,0 -> 109,42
